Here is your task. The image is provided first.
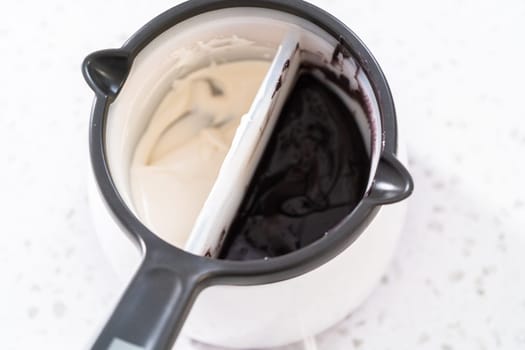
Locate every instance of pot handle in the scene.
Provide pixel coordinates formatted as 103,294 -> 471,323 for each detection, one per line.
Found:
91,251 -> 200,350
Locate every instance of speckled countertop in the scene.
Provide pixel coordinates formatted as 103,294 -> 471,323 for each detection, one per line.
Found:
2,0 -> 524,349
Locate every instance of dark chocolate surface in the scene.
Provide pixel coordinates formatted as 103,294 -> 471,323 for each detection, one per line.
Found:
218,73 -> 369,261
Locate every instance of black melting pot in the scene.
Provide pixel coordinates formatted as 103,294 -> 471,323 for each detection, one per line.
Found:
82,1 -> 414,349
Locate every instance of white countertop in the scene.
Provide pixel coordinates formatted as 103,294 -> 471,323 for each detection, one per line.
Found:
2,0 -> 524,349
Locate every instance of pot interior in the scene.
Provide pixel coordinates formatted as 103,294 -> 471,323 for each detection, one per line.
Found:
103,7 -> 383,255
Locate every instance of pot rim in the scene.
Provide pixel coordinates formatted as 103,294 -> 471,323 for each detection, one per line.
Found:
85,0 -> 410,286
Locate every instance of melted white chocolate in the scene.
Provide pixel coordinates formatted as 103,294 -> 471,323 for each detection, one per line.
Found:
130,61 -> 270,247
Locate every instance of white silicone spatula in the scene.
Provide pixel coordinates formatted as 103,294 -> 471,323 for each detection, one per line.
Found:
184,31 -> 302,256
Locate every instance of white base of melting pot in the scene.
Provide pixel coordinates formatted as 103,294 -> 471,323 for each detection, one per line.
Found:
88,7 -> 411,350
89,167 -> 408,349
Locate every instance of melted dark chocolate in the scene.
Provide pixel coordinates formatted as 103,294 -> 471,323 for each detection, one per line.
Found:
218,73 -> 369,261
